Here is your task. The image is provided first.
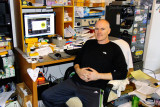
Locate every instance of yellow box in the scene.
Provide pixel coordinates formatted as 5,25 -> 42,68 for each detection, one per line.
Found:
35,42 -> 42,47
25,38 -> 38,44
29,52 -> 39,56
16,82 -> 32,107
26,47 -> 30,53
41,42 -> 48,45
27,43 -> 35,48
0,51 -> 8,55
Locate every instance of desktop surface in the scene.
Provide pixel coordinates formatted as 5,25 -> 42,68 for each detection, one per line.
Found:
48,52 -> 71,60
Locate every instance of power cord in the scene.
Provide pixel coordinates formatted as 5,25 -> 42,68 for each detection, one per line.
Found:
47,74 -> 57,82
58,66 -> 64,76
143,68 -> 156,79
42,66 -> 48,77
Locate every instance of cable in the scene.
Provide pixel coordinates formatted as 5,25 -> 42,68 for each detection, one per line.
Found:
42,66 -> 48,78
47,74 -> 57,82
143,68 -> 156,79
58,66 -> 64,76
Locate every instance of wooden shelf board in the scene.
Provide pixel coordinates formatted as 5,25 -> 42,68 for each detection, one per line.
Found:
64,21 -> 73,23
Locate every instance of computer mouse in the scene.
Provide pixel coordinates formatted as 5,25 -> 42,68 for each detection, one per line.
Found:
54,53 -> 61,58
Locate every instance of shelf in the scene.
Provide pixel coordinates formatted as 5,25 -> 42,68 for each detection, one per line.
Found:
64,6 -> 74,7
22,5 -> 46,8
22,5 -> 74,9
75,6 -> 105,18
75,2 -> 105,7
64,21 -> 73,23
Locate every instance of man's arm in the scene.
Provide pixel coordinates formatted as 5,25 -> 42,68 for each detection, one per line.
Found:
74,64 -> 93,81
75,64 -> 113,82
86,67 -> 113,82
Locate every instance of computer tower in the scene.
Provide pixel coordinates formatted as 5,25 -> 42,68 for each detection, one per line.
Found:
105,5 -> 149,70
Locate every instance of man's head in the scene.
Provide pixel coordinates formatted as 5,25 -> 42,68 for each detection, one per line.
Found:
95,19 -> 111,44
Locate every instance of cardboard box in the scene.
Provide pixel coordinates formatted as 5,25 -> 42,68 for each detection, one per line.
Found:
16,82 -> 32,107
121,82 -> 136,95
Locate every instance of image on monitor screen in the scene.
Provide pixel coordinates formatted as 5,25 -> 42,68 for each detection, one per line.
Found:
23,12 -> 56,38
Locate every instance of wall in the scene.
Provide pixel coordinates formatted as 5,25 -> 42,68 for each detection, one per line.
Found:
143,0 -> 160,74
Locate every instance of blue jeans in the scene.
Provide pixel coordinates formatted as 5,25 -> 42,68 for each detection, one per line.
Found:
41,79 -> 103,107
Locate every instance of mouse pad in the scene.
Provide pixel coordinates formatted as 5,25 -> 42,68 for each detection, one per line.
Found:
48,52 -> 71,60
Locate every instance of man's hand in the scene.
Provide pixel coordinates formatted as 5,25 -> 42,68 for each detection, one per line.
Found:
85,68 -> 100,82
74,64 -> 113,82
76,67 -> 92,82
75,67 -> 100,82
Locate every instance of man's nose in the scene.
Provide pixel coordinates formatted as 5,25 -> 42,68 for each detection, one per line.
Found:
97,29 -> 101,33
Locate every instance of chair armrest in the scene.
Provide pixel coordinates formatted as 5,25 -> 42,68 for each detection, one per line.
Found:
103,84 -> 113,104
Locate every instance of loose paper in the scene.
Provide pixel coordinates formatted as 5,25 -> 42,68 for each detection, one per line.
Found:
27,68 -> 40,82
137,85 -> 157,95
131,70 -> 150,80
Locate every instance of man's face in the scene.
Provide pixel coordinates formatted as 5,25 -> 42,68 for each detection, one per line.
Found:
95,21 -> 111,44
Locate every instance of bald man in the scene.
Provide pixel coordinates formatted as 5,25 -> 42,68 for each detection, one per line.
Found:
42,20 -> 128,107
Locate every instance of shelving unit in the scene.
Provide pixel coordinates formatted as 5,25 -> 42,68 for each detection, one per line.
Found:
13,0 -> 75,106
0,0 -> 16,81
13,0 -> 74,52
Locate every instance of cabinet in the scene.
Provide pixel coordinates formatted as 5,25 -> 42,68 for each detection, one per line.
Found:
0,0 -> 16,87
13,0 -> 74,52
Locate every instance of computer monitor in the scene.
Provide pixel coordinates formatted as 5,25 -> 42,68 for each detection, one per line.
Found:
23,12 -> 56,38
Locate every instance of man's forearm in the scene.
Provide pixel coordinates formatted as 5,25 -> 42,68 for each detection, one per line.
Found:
74,64 -> 113,81
98,73 -> 113,80
74,64 -> 80,73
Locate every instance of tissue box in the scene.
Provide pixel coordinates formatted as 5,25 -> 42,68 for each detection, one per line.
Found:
16,82 -> 32,107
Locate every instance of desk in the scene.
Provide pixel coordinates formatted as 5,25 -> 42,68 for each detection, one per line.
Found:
15,48 -> 75,107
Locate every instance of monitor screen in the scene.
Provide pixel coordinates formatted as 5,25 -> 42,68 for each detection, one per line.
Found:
23,12 -> 55,38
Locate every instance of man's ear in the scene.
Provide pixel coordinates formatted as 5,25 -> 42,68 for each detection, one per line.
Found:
108,28 -> 111,35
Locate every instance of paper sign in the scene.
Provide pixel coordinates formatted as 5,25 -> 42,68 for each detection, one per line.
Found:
27,68 -> 40,82
131,70 -> 151,80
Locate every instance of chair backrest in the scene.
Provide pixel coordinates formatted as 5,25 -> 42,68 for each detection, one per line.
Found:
63,66 -> 75,81
112,39 -> 133,70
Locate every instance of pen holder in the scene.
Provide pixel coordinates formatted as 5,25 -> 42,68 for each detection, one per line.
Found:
132,96 -> 140,107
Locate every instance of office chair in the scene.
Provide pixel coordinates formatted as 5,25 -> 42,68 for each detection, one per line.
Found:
64,38 -> 133,107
